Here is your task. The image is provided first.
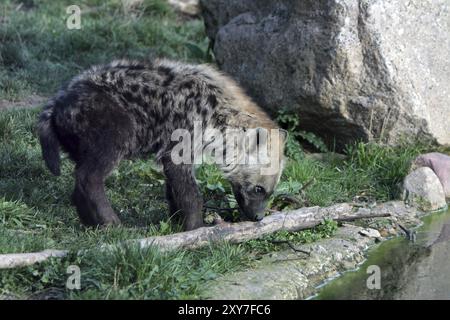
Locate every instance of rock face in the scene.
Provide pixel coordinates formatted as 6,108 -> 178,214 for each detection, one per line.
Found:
203,225 -> 374,300
413,152 -> 450,199
201,0 -> 450,149
403,167 -> 447,212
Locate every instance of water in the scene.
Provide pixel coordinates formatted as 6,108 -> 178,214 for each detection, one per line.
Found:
315,208 -> 450,300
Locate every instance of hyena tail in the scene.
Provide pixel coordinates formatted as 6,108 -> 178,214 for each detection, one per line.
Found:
38,102 -> 61,176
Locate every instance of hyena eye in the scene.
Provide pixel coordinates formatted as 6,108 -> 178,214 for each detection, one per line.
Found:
254,185 -> 266,194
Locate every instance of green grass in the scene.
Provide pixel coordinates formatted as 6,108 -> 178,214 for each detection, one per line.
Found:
1,243 -> 250,299
279,142 -> 427,207
0,0 -> 209,100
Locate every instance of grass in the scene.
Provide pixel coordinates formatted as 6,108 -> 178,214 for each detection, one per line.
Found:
0,0 -> 443,300
0,0 -> 209,100
280,143 -> 427,206
1,243 -> 250,299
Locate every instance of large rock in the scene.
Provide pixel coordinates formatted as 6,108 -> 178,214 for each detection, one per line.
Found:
201,0 -> 450,149
403,167 -> 447,212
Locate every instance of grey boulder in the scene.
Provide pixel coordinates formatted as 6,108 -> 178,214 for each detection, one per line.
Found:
201,0 -> 450,149
403,167 -> 447,212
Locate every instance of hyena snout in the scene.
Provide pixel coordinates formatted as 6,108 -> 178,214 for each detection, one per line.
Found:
232,185 -> 269,222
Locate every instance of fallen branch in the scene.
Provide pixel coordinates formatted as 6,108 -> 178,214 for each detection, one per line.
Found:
0,203 -> 392,269
136,203 -> 390,251
0,250 -> 68,269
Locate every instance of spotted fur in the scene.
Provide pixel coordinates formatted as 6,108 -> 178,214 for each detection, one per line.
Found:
38,59 -> 285,230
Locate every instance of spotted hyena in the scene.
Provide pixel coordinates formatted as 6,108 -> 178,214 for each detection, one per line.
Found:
38,59 -> 286,231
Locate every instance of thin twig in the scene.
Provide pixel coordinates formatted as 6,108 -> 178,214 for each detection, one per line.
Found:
301,178 -> 315,191
398,223 -> 417,242
271,240 -> 311,256
336,212 -> 390,222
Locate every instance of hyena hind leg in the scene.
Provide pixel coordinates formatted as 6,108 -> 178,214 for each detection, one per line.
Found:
162,157 -> 204,231
165,182 -> 182,223
72,159 -> 121,227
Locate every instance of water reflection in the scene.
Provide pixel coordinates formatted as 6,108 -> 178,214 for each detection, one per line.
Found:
315,209 -> 450,300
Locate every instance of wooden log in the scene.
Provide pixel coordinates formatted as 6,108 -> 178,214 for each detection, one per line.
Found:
0,203 -> 392,269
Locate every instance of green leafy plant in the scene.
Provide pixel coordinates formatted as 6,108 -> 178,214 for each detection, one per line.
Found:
276,109 -> 328,158
184,39 -> 214,63
195,164 -> 240,221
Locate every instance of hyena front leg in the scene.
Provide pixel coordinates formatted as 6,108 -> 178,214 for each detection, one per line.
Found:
162,156 -> 203,231
72,160 -> 121,226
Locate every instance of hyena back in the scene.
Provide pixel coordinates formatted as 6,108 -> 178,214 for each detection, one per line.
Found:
38,59 -> 285,231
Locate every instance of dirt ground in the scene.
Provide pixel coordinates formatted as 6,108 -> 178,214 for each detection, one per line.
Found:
0,94 -> 46,111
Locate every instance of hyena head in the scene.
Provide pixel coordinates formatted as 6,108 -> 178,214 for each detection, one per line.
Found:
223,127 -> 287,221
